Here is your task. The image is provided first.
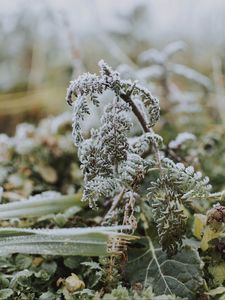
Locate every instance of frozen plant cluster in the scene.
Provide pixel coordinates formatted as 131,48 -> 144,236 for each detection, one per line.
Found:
67,61 -> 213,254
67,60 -> 161,210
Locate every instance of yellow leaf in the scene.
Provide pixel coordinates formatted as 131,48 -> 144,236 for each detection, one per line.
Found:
193,214 -> 206,240
200,225 -> 220,251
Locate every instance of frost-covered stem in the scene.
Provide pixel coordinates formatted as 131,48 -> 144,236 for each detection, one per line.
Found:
120,92 -> 149,132
61,12 -> 84,77
212,57 -> 225,124
161,71 -> 172,112
208,190 -> 225,201
165,147 -> 183,163
103,187 -> 126,223
120,92 -> 162,170
113,97 -> 119,175
183,190 -> 225,203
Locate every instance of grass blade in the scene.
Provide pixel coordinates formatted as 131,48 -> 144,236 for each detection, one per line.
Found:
0,192 -> 83,219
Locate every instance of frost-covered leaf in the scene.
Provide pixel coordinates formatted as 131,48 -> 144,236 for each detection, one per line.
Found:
0,226 -> 135,257
81,261 -> 102,270
0,192 -> 82,220
63,256 -> 84,269
15,254 -> 32,269
102,286 -> 130,300
39,291 -> 57,300
0,289 -> 13,300
206,286 -> 225,297
170,64 -> 212,90
126,238 -> 204,299
9,269 -> 33,289
163,41 -> 186,58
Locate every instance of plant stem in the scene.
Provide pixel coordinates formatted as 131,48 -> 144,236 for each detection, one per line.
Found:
104,91 -> 163,222
103,188 -> 126,223
208,190 -> 225,201
120,92 -> 162,170
120,92 -> 149,132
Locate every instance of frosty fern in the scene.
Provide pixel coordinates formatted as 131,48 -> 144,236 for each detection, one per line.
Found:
67,60 -> 211,255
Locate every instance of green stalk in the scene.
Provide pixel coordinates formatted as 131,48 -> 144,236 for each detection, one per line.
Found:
0,192 -> 83,219
0,226 -> 136,256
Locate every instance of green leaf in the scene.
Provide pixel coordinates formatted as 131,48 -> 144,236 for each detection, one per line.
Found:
39,291 -> 57,300
63,256 -> 84,269
81,261 -> 103,288
35,261 -> 57,282
126,237 -> 204,299
0,226 -> 136,257
208,262 -> 225,285
0,192 -> 83,220
41,261 -> 57,276
102,286 -> 130,300
0,274 -> 9,288
0,289 -> 13,300
9,269 -> 33,289
81,261 -> 102,270
15,254 -> 32,269
206,286 -> 225,296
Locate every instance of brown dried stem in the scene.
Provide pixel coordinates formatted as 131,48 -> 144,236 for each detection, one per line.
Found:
120,91 -> 162,170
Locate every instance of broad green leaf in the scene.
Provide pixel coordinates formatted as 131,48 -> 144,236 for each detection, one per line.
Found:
0,226 -> 136,257
126,237 -> 204,299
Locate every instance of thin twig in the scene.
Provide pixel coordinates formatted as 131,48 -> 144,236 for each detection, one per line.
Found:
208,190 -> 225,201
120,92 -> 162,170
103,188 -> 126,223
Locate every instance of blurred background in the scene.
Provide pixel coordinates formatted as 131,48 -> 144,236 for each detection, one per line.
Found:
0,0 -> 225,134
